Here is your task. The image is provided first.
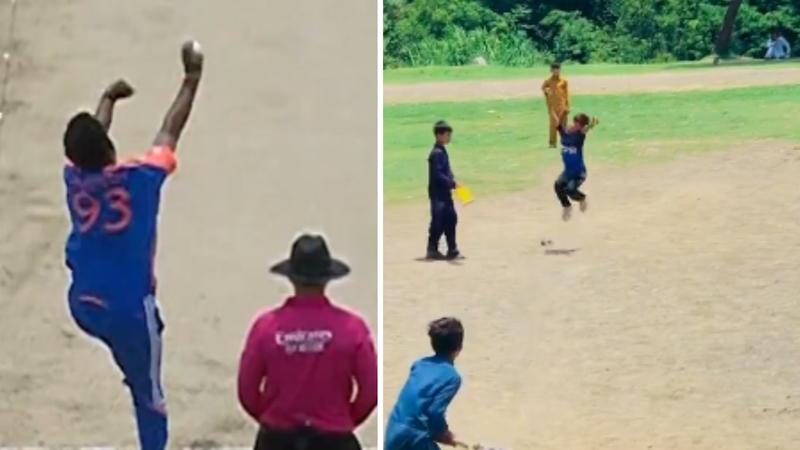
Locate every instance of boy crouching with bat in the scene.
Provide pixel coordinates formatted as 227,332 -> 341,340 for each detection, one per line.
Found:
385,318 -> 464,450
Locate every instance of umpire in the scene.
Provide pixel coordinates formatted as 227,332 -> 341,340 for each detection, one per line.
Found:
426,120 -> 462,260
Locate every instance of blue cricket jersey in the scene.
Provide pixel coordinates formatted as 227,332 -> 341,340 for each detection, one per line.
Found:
64,146 -> 177,310
558,124 -> 587,177
385,355 -> 462,450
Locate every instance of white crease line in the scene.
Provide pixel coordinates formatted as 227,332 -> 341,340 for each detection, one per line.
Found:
0,0 -> 17,134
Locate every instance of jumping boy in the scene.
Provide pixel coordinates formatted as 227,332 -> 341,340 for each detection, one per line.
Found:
553,112 -> 599,221
385,317 -> 464,450
541,62 -> 570,148
63,40 -> 203,450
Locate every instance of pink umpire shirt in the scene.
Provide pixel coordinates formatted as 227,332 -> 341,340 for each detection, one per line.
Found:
237,294 -> 378,433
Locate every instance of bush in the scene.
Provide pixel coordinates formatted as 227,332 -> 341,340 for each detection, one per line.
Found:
400,27 -> 545,66
385,0 -> 544,67
734,4 -> 800,57
492,31 -> 548,66
383,0 -> 800,68
538,10 -> 606,63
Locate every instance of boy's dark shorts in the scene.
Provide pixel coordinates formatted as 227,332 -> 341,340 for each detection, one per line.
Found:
556,171 -> 586,190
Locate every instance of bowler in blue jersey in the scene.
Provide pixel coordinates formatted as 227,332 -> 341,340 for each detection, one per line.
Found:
553,112 -> 599,221
62,41 -> 203,450
385,317 -> 464,450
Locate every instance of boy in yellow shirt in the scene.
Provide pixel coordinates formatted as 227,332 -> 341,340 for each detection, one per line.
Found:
541,62 -> 570,148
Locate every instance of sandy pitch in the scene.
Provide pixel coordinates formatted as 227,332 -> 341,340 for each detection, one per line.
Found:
384,55 -> 800,450
384,141 -> 800,449
0,0 -> 377,447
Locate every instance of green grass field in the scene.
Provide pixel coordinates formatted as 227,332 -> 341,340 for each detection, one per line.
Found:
384,84 -> 800,202
384,58 -> 800,84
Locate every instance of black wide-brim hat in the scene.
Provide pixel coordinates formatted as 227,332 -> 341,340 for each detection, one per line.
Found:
270,234 -> 350,284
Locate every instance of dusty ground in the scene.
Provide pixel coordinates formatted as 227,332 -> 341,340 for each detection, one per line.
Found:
384,141 -> 800,450
0,0 -> 377,447
384,65 -> 800,104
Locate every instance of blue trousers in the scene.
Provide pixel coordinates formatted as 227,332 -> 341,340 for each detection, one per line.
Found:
554,171 -> 586,208
69,293 -> 167,450
385,422 -> 439,450
427,197 -> 458,253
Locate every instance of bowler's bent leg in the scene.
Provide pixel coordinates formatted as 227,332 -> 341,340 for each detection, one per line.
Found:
108,295 -> 168,450
554,172 -> 572,207
566,175 -> 587,202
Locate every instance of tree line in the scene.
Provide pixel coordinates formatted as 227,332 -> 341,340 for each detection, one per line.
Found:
383,0 -> 799,67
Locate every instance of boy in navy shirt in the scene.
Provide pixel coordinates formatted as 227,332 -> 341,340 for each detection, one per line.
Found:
427,121 -> 462,260
553,112 -> 599,221
385,318 -> 464,450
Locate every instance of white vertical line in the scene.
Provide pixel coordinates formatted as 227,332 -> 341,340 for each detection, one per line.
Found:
376,0 -> 385,447
0,0 -> 19,145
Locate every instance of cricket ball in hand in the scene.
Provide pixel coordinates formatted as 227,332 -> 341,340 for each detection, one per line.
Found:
181,39 -> 204,73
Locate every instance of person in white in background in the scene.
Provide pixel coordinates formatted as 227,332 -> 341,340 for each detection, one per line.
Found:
765,30 -> 791,59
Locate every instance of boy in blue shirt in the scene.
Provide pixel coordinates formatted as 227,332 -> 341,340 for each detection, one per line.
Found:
385,318 -> 464,450
553,112 -> 599,221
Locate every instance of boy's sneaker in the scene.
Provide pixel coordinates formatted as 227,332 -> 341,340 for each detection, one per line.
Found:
425,250 -> 446,260
579,199 -> 588,213
446,250 -> 465,260
562,206 -> 573,221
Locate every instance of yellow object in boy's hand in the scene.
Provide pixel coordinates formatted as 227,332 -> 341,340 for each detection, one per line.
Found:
454,184 -> 474,205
